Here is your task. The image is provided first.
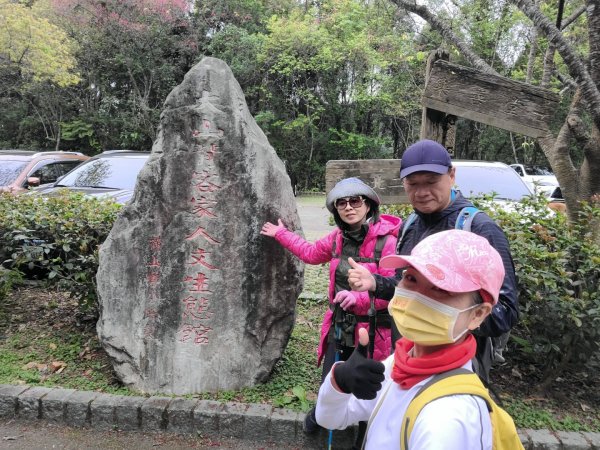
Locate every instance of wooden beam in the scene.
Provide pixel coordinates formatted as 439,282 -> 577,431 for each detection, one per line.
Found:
420,50 -> 457,154
422,60 -> 559,138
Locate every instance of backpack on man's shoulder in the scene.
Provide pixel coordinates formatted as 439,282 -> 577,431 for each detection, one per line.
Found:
400,368 -> 524,450
399,206 -> 480,246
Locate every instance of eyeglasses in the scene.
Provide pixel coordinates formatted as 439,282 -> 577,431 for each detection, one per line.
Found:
335,196 -> 365,210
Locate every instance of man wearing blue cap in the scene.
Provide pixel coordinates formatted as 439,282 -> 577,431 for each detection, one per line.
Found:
348,139 -> 519,382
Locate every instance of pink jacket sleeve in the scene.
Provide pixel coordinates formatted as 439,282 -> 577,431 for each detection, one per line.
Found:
273,228 -> 337,265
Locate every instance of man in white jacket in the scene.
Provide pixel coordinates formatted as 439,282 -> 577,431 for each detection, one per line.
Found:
315,229 -> 505,450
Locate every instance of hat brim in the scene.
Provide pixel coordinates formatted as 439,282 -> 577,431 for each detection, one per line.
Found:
400,164 -> 451,179
379,254 -> 481,294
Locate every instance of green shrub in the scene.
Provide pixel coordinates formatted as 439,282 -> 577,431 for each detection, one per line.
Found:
481,195 -> 600,384
380,203 -> 414,218
382,195 -> 600,383
0,268 -> 22,303
0,191 -> 122,312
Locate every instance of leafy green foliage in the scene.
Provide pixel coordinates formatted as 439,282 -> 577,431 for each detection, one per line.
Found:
0,268 -> 21,304
478,195 -> 600,383
60,119 -> 101,152
0,191 -> 122,312
380,203 -> 414,219
0,0 -> 80,87
505,399 -> 599,432
207,0 -> 423,189
0,328 -> 129,395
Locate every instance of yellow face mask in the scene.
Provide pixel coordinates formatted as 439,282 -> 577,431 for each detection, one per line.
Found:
388,287 -> 478,346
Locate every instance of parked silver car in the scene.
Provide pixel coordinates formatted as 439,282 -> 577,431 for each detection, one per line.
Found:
454,160 -> 534,201
509,163 -> 559,198
34,150 -> 150,204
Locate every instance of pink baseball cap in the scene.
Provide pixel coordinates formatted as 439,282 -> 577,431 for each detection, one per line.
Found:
380,229 -> 505,304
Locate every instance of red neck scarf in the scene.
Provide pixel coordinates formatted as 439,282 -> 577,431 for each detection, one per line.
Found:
391,334 -> 477,389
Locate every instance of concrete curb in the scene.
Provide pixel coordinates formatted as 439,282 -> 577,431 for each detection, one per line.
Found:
1,384 -> 599,449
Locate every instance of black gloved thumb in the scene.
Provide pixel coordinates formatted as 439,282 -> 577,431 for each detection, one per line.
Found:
333,328 -> 385,400
355,329 -> 369,357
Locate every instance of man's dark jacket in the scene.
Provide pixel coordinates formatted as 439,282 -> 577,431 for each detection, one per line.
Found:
373,191 -> 519,378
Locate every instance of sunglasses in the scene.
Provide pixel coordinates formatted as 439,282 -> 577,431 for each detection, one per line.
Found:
335,196 -> 365,210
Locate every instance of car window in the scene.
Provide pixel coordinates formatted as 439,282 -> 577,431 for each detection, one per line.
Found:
54,161 -> 82,178
525,166 -> 553,176
512,165 -> 524,176
58,156 -> 148,190
0,161 -> 28,186
455,165 -> 533,201
30,163 -> 62,185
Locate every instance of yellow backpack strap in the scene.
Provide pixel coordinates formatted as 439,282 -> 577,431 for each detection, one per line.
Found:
400,369 -> 492,450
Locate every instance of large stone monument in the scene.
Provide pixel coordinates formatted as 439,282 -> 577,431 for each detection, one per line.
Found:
96,57 -> 304,395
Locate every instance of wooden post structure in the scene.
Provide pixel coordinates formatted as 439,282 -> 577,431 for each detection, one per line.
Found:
326,56 -> 560,204
420,49 -> 457,155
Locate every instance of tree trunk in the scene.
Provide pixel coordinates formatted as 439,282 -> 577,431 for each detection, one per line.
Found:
391,0 -> 600,225
510,0 -> 600,131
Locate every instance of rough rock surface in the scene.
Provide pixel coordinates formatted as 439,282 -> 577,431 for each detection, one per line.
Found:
96,57 -> 304,395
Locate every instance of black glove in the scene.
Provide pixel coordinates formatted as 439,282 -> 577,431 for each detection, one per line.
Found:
333,340 -> 385,400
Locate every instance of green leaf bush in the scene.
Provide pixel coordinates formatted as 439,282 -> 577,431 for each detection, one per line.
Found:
385,196 -> 600,382
489,196 -> 600,385
0,191 -> 122,312
0,267 -> 22,304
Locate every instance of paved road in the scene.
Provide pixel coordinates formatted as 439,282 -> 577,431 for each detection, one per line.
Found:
295,195 -> 335,241
0,420 -> 300,450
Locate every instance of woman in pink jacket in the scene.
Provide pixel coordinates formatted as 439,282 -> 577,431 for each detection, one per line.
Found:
261,177 -> 400,438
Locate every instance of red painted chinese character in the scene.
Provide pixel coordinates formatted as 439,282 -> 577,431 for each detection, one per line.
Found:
182,296 -> 211,312
192,170 -> 221,193
149,236 -> 162,251
144,308 -> 159,319
203,119 -> 211,129
179,323 -> 212,344
186,226 -> 220,244
192,129 -> 200,137
206,143 -> 218,160
188,248 -> 217,269
182,297 -> 213,321
147,272 -> 160,284
190,196 -> 217,219
143,324 -> 156,337
148,255 -> 161,267
183,272 -> 212,293
183,308 -> 213,321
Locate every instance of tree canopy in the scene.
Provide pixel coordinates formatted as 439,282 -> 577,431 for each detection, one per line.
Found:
0,0 -> 599,220
0,0 -> 79,88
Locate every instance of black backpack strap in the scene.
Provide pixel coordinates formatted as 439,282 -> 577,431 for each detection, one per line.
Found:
336,234 -> 390,267
373,234 -> 389,266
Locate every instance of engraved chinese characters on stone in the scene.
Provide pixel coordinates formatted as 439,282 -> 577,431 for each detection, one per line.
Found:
97,57 -> 303,395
